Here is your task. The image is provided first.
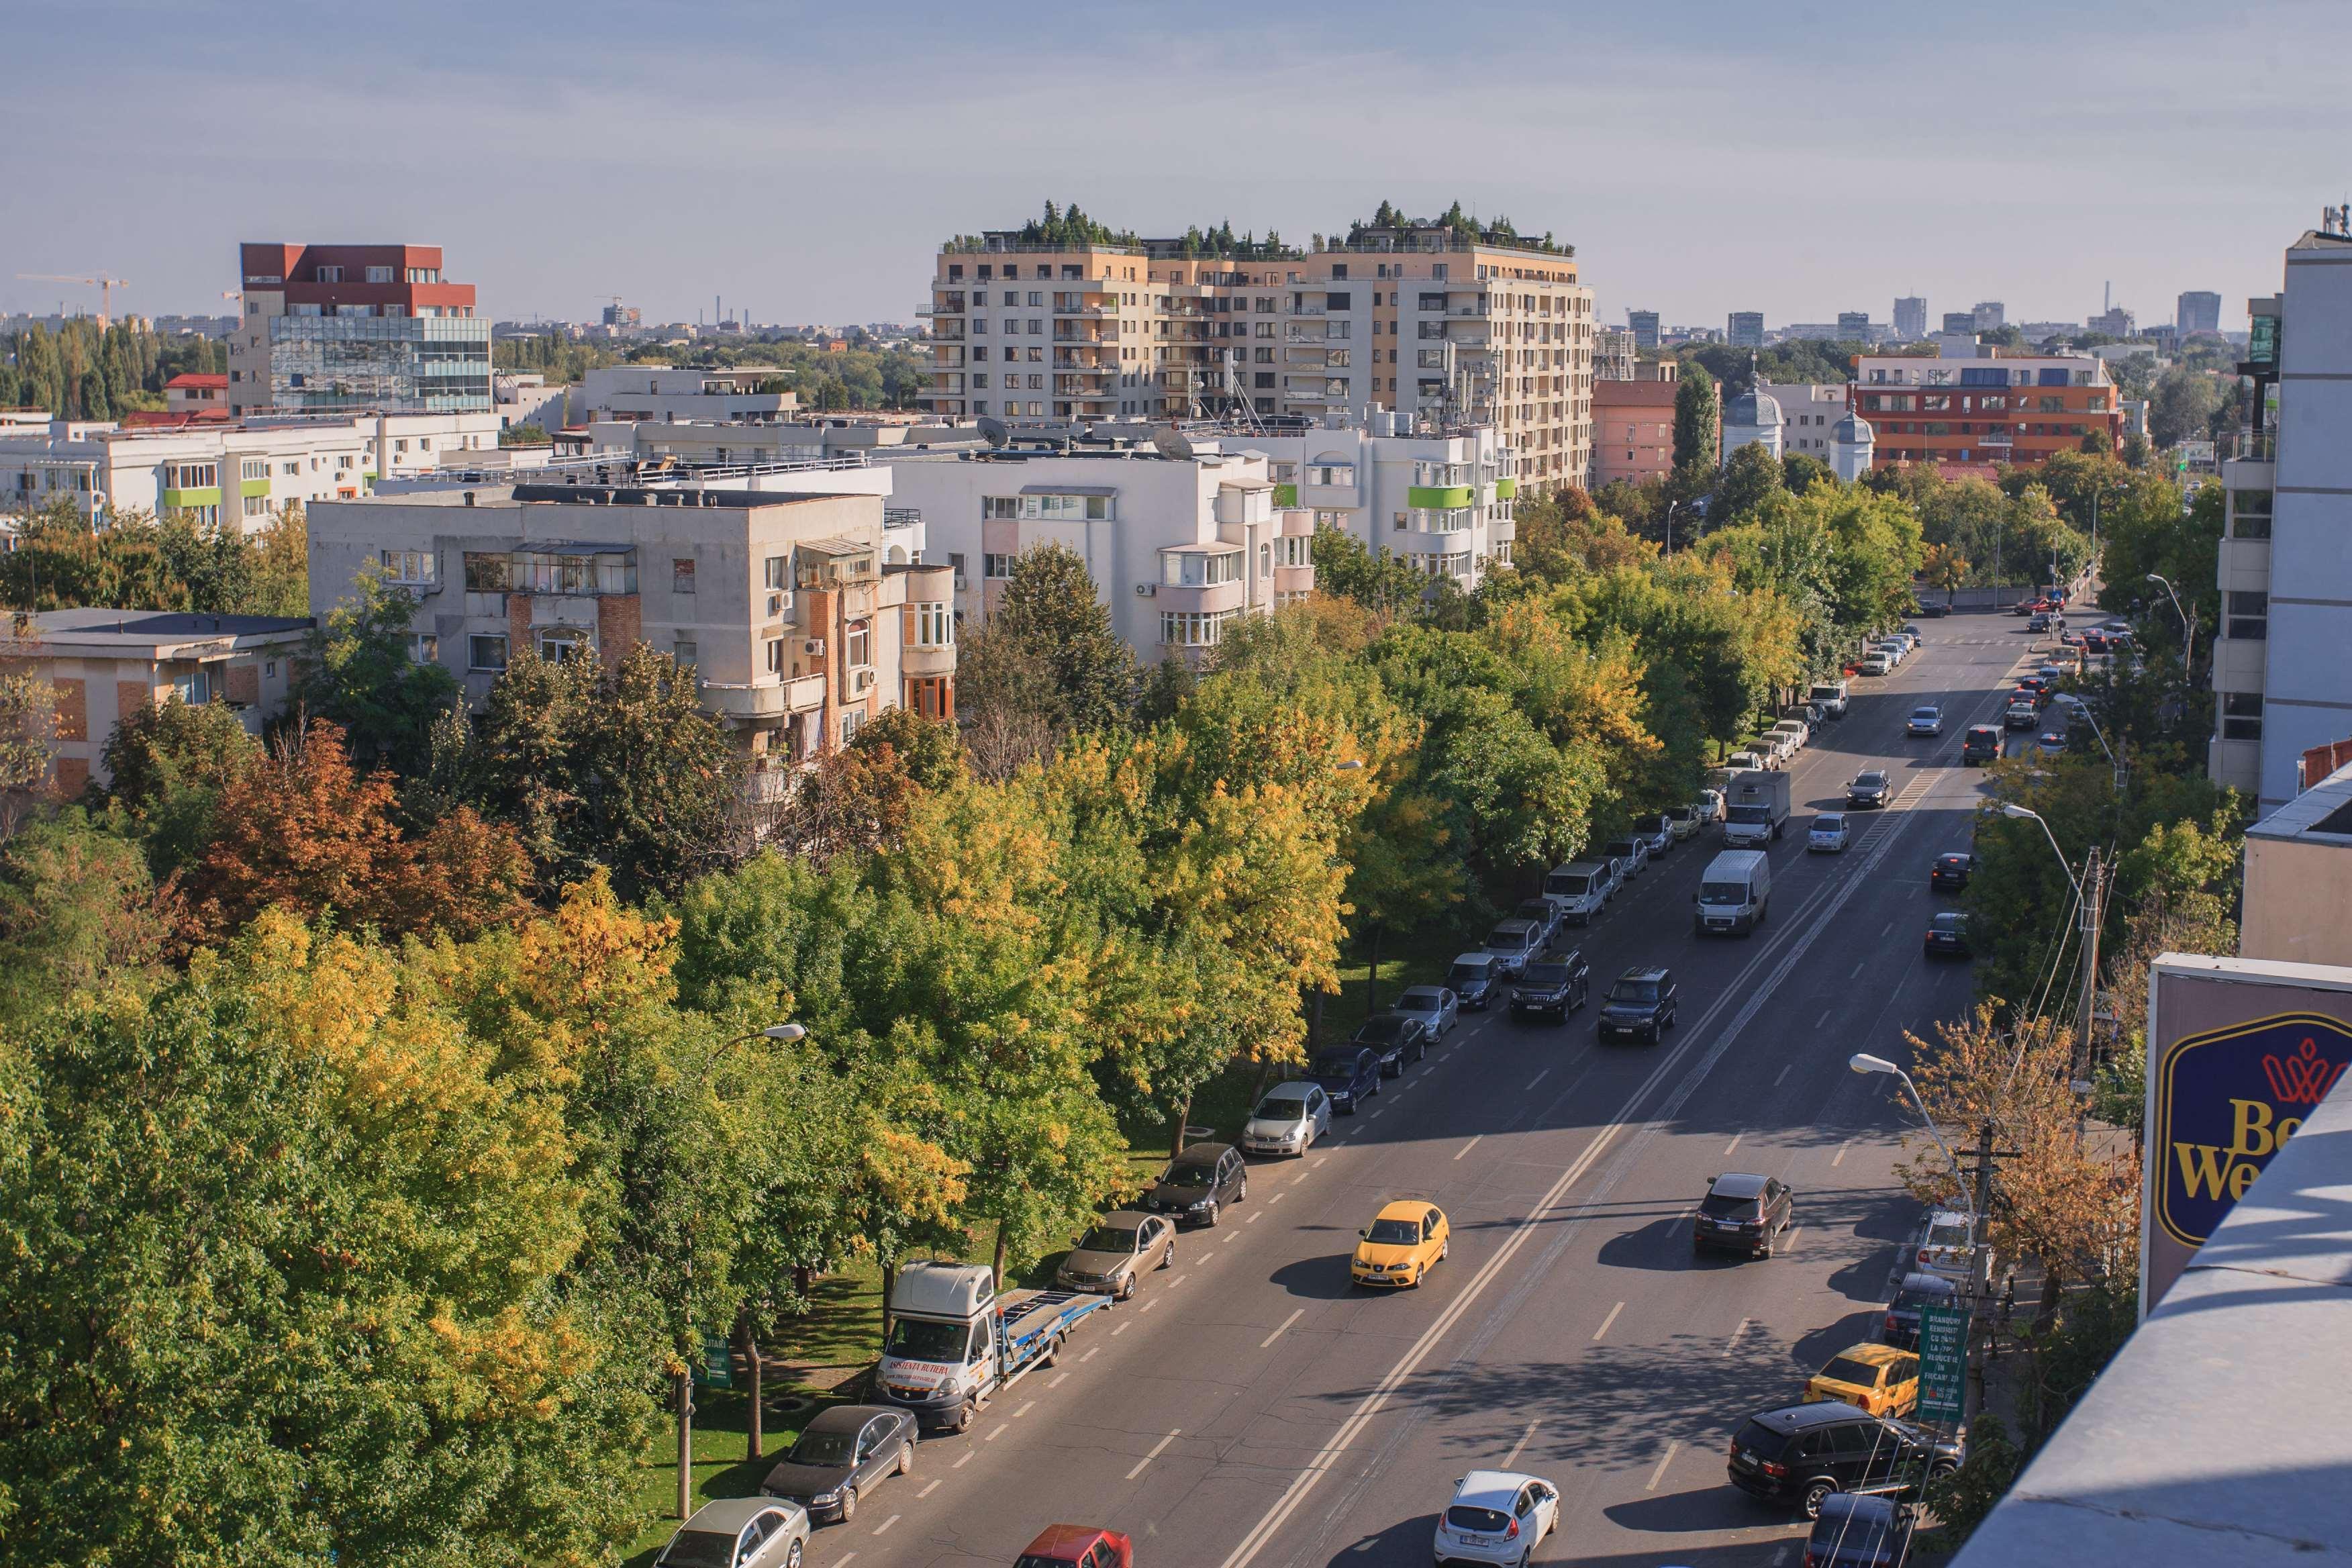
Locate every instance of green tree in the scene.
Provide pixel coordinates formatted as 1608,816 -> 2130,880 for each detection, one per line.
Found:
0,809 -> 169,1020
1673,364 -> 1718,471
2148,364 -> 2223,448
293,569 -> 461,775
984,542 -> 1137,734
75,368 -> 109,422
1709,440 -> 1784,526
99,692 -> 262,875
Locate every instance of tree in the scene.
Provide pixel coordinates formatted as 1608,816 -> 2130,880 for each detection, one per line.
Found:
1709,440 -> 1784,526
99,693 -> 262,876
983,542 -> 1136,736
1310,524 -> 1432,615
0,662 -> 55,817
1673,365 -> 1718,471
2148,364 -> 2223,448
293,568 -> 462,775
76,368 -> 109,422
1922,542 -> 1971,605
0,809 -> 169,1020
1781,451 -> 1833,493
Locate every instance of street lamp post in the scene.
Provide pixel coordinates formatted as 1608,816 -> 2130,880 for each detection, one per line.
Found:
2145,571 -> 2195,678
1999,803 -> 2104,1090
1850,1053 -> 1974,1225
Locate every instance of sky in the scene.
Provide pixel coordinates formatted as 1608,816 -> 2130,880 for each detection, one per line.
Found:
7,0 -> 2348,334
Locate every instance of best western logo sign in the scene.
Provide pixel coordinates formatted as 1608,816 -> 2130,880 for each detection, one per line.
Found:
2154,1012 -> 2352,1248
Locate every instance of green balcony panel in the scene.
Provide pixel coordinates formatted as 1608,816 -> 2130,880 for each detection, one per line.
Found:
240,478 -> 272,499
1408,485 -> 1473,509
1493,477 -> 1517,499
1273,483 -> 1298,507
160,487 -> 222,509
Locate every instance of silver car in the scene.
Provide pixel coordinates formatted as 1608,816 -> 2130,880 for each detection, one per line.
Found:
1241,1080 -> 1329,1157
1055,1210 -> 1175,1300
658,1498 -> 812,1568
1393,985 -> 1460,1040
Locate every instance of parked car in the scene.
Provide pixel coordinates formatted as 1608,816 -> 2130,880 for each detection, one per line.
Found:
1241,1081 -> 1329,1156
1309,1046 -> 1382,1112
1728,748 -> 1772,773
1351,1199 -> 1449,1289
1510,951 -> 1591,1022
1352,1012 -> 1429,1077
1014,1524 -> 1134,1568
1846,770 -> 1892,809
1769,720 -> 1811,754
1726,1402 -> 1961,1519
1805,1494 -> 1916,1567
1055,1211 -> 1175,1300
1930,852 -> 1973,891
1598,966 -> 1677,1043
1961,724 -> 2002,765
1139,1141 -> 1246,1226
1638,812 -> 1675,858
1514,896 -> 1563,950
1881,1271 -> 1960,1350
1483,918 -> 1544,979
1432,1471 -> 1560,1565
1542,861 -> 1612,926
2037,728 -> 2070,759
1781,705 -> 1820,736
1604,835 -> 1651,878
1910,1208 -> 1981,1287
1918,600 -> 1951,617
660,1498 -> 813,1568
1923,911 -> 1973,959
758,1406 -> 916,1524
1694,1171 -> 1794,1259
1809,812 -> 1851,853
1447,952 -> 1500,1011
1665,803 -> 1702,841
1902,622 -> 1924,644
1906,705 -> 1943,736
1694,788 -> 1725,823
1808,679 -> 1851,718
1393,985 -> 1461,1040
1804,1342 -> 1921,1418
1859,652 -> 1892,677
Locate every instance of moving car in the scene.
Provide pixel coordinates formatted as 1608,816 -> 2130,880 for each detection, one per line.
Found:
1433,1471 -> 1561,1565
2082,629 -> 2109,653
1809,812 -> 1851,853
1846,770 -> 1891,809
1014,1524 -> 1133,1568
2003,698 -> 2040,731
1055,1211 -> 1175,1300
1393,985 -> 1461,1040
1447,952 -> 1499,1011
1930,852 -> 1973,891
1139,1141 -> 1246,1227
1694,850 -> 1771,936
759,1406 -> 916,1524
659,1498 -> 813,1568
1726,1402 -> 1961,1520
1241,1081 -> 1329,1156
1598,965 -> 1677,1042
1906,705 -> 1943,736
1918,600 -> 1951,616
1604,835 -> 1651,878
2037,728 -> 2070,758
1961,724 -> 2002,765
1881,1271 -> 1959,1349
1902,622 -> 1924,644
2028,611 -> 2051,633
1351,1199 -> 1449,1288
1859,653 -> 1892,676
1308,1046 -> 1381,1112
1923,911 -> 1972,959
1510,951 -> 1591,1022
1694,1171 -> 1794,1259
1542,861 -> 1613,926
1804,1342 -> 1921,1418
1483,918 -> 1544,978
1806,1493 -> 1917,1567
1353,1012 -> 1429,1077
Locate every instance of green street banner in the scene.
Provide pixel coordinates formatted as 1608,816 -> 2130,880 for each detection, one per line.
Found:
1917,1303 -> 1971,1424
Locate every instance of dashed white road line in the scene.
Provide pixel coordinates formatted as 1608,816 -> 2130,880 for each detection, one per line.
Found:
985,1426 -> 1004,1442
1831,1139 -> 1851,1167
1012,1400 -> 1036,1418
1781,1226 -> 1803,1255
1125,1428 -> 1181,1481
1047,1371 -> 1069,1388
1525,1069 -> 1550,1091
1080,1346 -> 1099,1363
871,1514 -> 900,1537
1773,1063 -> 1792,1087
1453,1135 -> 1482,1161
1246,1212 -> 1261,1224
1261,1308 -> 1305,1349
1271,1191 -> 1288,1206
1501,1418 -> 1541,1471
1724,1317 -> 1752,1355
1138,1299 -> 1158,1314
1112,1322 -> 1129,1336
918,1479 -> 940,1498
952,1452 -> 973,1469
1647,1440 -> 1681,1492
1722,1132 -> 1743,1157
1592,1301 -> 1625,1342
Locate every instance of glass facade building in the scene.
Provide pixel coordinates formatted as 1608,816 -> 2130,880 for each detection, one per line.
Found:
268,315 -> 492,413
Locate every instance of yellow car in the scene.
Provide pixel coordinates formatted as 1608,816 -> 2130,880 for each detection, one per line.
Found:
1352,1200 -> 1449,1288
1803,1342 -> 1920,1418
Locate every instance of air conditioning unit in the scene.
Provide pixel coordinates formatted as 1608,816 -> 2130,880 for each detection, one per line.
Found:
853,669 -> 875,693
803,638 -> 826,656
767,591 -> 791,616
1135,582 -> 1157,597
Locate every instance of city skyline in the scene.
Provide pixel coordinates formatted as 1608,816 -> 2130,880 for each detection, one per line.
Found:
5,0 -> 2343,331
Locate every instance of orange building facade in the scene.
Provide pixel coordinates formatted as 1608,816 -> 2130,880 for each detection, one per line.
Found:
1849,350 -> 2122,469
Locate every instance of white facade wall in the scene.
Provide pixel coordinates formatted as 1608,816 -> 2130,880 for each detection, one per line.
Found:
1769,384 -> 1851,458
1,420 -> 373,532
1241,422 -> 1516,586
576,366 -> 799,424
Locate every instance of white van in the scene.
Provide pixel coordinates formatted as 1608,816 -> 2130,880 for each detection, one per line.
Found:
1808,680 -> 1850,720
1544,861 -> 1614,926
1694,849 -> 1773,936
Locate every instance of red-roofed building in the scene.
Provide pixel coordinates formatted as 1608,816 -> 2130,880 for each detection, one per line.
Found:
228,242 -> 490,418
164,373 -> 228,415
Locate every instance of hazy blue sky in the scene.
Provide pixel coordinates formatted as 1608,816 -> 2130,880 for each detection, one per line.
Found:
7,0 -> 2345,332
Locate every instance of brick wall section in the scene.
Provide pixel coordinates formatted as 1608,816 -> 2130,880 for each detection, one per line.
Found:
595,594 -> 642,671
506,593 -> 532,663
52,756 -> 90,797
116,680 -> 151,722
51,677 -> 87,740
225,664 -> 260,705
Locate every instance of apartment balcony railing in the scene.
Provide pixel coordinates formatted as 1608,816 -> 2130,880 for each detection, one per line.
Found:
2224,428 -> 2278,462
918,300 -> 965,316
1053,304 -> 1118,319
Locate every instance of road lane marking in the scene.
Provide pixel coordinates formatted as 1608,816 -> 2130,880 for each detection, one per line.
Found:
1310,1155 -> 1328,1170
1501,1418 -> 1541,1471
1817,1007 -> 1834,1028
1781,1226 -> 1803,1254
1246,1212 -> 1261,1224
1048,1371 -> 1069,1388
1773,1546 -> 1790,1565
952,1453 -> 973,1469
872,1515 -> 900,1537
1773,1063 -> 1792,1087
1169,1275 -> 1187,1287
1367,1108 -> 1384,1121
1851,961 -> 1866,979
834,1555 -> 856,1567
1261,1308 -> 1306,1349
1112,1322 -> 1129,1336
1454,1135 -> 1483,1161
1012,1400 -> 1036,1418
986,1426 -> 1004,1442
1271,1191 -> 1287,1205
1723,1132 -> 1743,1156
1139,1299 -> 1158,1314
1081,1346 -> 1099,1362
1525,1069 -> 1549,1091
1125,1428 -> 1180,1481
1832,1139 -> 1851,1167
1647,1440 -> 1681,1491
1592,1301 -> 1625,1341
918,1479 -> 940,1499
1725,1318 -> 1751,1355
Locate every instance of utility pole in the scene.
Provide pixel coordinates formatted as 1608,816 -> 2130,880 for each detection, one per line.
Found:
1965,1118 -> 1999,1416
2073,847 -> 2104,1089
675,1368 -> 695,1519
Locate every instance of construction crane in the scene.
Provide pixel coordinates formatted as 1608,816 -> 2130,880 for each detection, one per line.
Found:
15,273 -> 130,329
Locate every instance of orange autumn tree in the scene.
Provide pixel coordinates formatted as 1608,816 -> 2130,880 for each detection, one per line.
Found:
184,718 -> 530,944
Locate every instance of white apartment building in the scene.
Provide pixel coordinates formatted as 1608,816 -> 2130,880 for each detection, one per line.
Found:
307,484 -> 955,764
2209,224 -> 2352,809
923,219 -> 1594,491
1771,384 -> 1851,457
1,419 -> 373,530
881,444 -> 1311,665
574,366 -> 800,426
1239,415 -> 1515,585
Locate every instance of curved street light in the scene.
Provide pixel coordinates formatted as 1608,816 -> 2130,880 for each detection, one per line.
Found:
2145,571 -> 2195,676
1996,802 -> 2083,898
1851,1052 -> 1975,1224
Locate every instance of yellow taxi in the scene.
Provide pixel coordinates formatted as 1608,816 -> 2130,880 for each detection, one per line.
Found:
1351,1199 -> 1449,1288
1802,1342 -> 1920,1418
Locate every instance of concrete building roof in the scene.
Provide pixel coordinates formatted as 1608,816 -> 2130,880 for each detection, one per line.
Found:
2,609 -> 311,658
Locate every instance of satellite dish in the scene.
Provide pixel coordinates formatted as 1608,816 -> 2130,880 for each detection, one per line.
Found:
977,416 -> 1010,448
1151,426 -> 1196,462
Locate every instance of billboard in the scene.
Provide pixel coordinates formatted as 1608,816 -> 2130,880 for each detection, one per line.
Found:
2142,955 -> 2352,1312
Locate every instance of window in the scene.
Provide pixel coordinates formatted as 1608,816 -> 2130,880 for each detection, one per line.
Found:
538,629 -> 591,663
469,634 -> 509,671
241,458 -> 268,482
765,637 -> 785,674
838,708 -> 865,744
948,551 -> 968,589
405,634 -> 440,664
1278,534 -> 1312,567
674,638 -> 697,667
162,461 -> 218,489
1161,609 -> 1239,646
365,264 -> 394,283
1160,548 -> 1242,587
984,552 -> 1016,579
378,548 -> 436,585
2231,490 -> 2273,539
674,557 -> 697,594
315,264 -> 344,283
2222,692 -> 2263,740
2227,590 -> 2267,640
912,602 -> 954,646
844,620 -> 871,669
463,551 -> 510,591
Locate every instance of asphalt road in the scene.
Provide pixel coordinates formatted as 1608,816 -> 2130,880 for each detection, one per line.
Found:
818,609 -> 2055,1568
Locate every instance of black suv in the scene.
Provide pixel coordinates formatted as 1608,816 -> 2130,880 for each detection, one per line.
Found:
1598,967 -> 1677,1042
1930,852 -> 1973,892
1308,1048 -> 1379,1114
1694,1171 -> 1794,1259
1961,726 -> 2002,765
1140,1142 -> 1246,1228
1726,1402 -> 1961,1519
1351,1013 -> 1428,1078
1510,950 -> 1591,1022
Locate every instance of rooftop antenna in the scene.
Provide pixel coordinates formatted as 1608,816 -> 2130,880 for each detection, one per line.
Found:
1150,426 -> 1197,462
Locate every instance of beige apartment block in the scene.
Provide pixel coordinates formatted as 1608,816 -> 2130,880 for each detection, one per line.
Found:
922,218 -> 1594,491
307,485 -> 955,771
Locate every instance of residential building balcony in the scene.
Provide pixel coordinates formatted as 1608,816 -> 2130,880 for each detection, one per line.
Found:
2210,634 -> 2269,693
700,672 -> 828,720
902,642 -> 955,678
1054,304 -> 1118,320
1150,579 -> 1247,615
932,347 -> 966,367
1273,562 -> 1316,597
